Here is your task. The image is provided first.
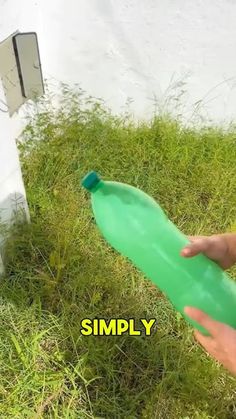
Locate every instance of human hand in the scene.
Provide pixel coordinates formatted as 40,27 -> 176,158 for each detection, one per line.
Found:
184,306 -> 236,376
181,233 -> 236,270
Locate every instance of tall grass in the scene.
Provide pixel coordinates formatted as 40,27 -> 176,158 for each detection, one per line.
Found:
0,87 -> 236,418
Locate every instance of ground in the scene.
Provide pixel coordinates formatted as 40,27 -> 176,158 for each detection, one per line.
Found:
0,87 -> 236,418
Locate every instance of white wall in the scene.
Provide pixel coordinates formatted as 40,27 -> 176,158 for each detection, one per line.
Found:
0,0 -> 38,270
2,0 -> 236,123
37,0 -> 236,124
0,82 -> 28,271
1,0 -> 236,269
0,0 -> 38,214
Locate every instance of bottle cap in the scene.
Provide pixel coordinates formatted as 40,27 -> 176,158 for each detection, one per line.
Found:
82,171 -> 101,191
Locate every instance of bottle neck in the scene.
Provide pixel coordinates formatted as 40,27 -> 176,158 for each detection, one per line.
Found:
90,179 -> 103,193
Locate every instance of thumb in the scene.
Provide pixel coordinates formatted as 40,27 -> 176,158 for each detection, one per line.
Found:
181,236 -> 209,257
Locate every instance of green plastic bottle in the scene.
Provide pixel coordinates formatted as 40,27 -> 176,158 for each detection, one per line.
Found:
82,171 -> 236,335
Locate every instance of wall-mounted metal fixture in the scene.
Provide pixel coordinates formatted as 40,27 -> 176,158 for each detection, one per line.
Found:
0,31 -> 44,116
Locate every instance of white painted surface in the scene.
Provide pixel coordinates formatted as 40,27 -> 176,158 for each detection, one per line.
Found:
2,0 -> 236,122
0,0 -> 37,270
0,79 -> 28,271
1,0 -> 236,268
37,0 -> 236,124
0,0 -> 40,226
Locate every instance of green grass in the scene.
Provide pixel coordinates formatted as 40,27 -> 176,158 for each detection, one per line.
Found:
1,87 -> 236,418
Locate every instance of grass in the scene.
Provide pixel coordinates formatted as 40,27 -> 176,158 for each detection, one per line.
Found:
0,86 -> 236,418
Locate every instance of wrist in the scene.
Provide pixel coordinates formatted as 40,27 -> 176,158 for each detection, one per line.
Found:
224,233 -> 236,265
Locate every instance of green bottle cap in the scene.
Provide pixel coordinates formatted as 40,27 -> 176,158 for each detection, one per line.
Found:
82,171 -> 101,191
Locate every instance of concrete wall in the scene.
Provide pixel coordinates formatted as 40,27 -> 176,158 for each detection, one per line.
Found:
40,0 -> 236,124
0,0 -> 36,270
2,0 -> 236,122
0,80 -> 28,271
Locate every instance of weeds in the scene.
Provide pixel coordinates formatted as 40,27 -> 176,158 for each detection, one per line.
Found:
0,87 -> 236,418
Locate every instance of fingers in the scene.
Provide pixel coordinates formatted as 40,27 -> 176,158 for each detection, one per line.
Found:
194,330 -> 211,346
181,236 -> 209,257
184,307 -> 222,337
188,235 -> 206,241
194,330 -> 219,359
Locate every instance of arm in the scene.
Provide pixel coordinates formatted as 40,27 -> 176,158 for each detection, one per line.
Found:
181,233 -> 236,376
184,307 -> 236,376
